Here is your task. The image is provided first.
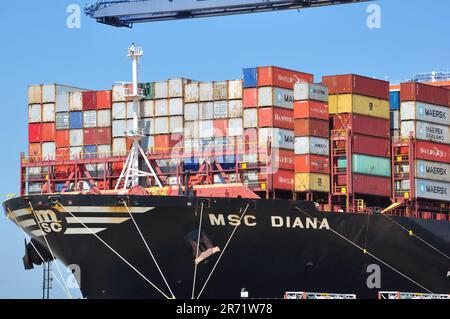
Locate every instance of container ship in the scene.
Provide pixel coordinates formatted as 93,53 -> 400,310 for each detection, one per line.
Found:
3,46 -> 450,299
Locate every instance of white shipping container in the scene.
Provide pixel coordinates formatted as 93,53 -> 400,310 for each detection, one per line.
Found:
228,118 -> 243,137
140,100 -> 154,118
294,136 -> 330,156
214,101 -> 228,119
113,138 -> 127,155
97,109 -> 111,127
228,100 -> 243,118
169,98 -> 184,116
112,120 -> 126,137
400,101 -> 450,126
126,120 -> 134,133
185,83 -> 199,103
294,83 -> 328,102
42,142 -> 56,160
112,85 -> 125,102
155,81 -> 168,99
258,87 -> 294,109
56,92 -> 69,113
154,117 -> 169,134
140,118 -> 154,136
200,102 -> 214,120
415,179 -> 449,202
112,102 -> 126,120
42,103 -> 55,122
28,85 -> 42,104
214,82 -> 228,100
416,160 -> 450,183
168,78 -> 185,98
29,104 -> 41,123
70,129 -> 83,146
184,139 -> 200,151
56,113 -> 70,130
155,99 -> 168,116
228,80 -> 243,100
42,84 -> 56,103
199,83 -> 214,101
243,153 -> 258,164
126,102 -> 136,119
83,110 -> 97,128
243,108 -> 258,128
70,146 -> 83,160
401,121 -> 450,144
259,128 -> 295,150
169,116 -> 183,133
69,92 -> 83,111
391,110 -> 400,130
184,103 -> 199,121
97,144 -> 111,156
199,120 -> 214,138
184,121 -> 199,139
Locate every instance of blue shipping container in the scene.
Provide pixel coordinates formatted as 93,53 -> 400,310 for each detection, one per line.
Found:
83,145 -> 97,159
243,68 -> 258,88
55,183 -> 66,192
69,111 -> 83,129
390,91 -> 400,111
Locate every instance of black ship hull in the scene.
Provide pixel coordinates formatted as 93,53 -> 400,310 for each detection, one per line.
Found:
3,195 -> 450,299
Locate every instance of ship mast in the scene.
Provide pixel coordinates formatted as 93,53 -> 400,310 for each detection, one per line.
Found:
115,44 -> 162,191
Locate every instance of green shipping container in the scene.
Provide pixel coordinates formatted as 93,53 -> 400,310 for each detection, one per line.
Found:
141,83 -> 155,100
337,158 -> 347,168
352,154 -> 391,178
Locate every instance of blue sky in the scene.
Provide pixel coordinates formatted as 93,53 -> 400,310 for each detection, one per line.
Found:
0,0 -> 449,299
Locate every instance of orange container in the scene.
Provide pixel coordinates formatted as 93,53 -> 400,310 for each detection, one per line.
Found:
56,148 -> 70,161
258,107 -> 294,130
41,123 -> 56,142
294,118 -> 329,138
294,100 -> 329,120
154,135 -> 170,154
213,119 -> 228,136
112,162 -> 124,174
56,130 -> 70,148
270,169 -> 295,191
243,88 -> 258,108
28,123 -> 42,143
28,143 -> 42,159
96,90 -> 112,109
295,155 -> 330,174
259,149 -> 294,171
258,66 -> 313,89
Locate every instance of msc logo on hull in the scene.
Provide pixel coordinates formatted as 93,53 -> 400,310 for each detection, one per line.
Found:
35,210 -> 63,233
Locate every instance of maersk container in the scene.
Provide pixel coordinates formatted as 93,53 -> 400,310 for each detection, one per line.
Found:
390,91 -> 400,110
200,102 -> 214,120
83,110 -> 97,128
400,101 -> 450,126
169,98 -> 183,116
199,83 -> 214,102
69,92 -> 83,111
42,142 -> 56,160
416,160 -> 450,183
155,99 -> 168,117
243,68 -> 258,88
141,100 -> 154,118
113,138 -> 127,155
228,80 -> 243,100
243,108 -> 258,128
259,128 -> 295,150
112,120 -> 126,137
199,120 -> 214,138
258,87 -> 294,109
29,104 -> 41,123
168,78 -> 186,98
228,118 -> 243,137
214,82 -> 228,100
155,81 -> 168,99
42,104 -> 55,122
28,85 -> 42,104
184,83 -> 199,103
352,154 -> 391,177
154,117 -> 169,135
112,102 -> 126,120
401,121 -> 450,144
169,116 -> 183,134
228,100 -> 243,118
56,113 -> 70,130
69,112 -> 83,129
294,83 -> 328,103
213,101 -> 228,119
415,179 -> 449,201
184,103 -> 199,121
69,146 -> 82,160
97,109 -> 111,127
294,136 -> 329,156
69,129 -> 83,147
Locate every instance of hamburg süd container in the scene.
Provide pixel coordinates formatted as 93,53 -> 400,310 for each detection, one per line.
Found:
331,114 -> 390,138
259,149 -> 295,171
294,82 -> 328,103
258,108 -> 294,130
294,118 -> 329,138
271,169 -> 295,191
352,154 -> 391,178
294,173 -> 330,192
294,101 -> 329,121
328,94 -> 390,119
400,121 -> 450,144
322,74 -> 389,100
400,101 -> 450,126
258,66 -> 314,89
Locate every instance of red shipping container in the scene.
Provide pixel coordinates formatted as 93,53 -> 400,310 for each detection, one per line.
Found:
331,114 -> 390,138
83,91 -> 97,110
400,82 -> 449,107
96,90 -> 112,109
352,135 -> 390,158
294,101 -> 328,120
28,143 -> 41,159
259,149 -> 295,171
295,155 -> 329,174
41,123 -> 56,142
96,127 -> 112,145
415,140 -> 450,164
270,169 -> 295,191
213,119 -> 228,137
155,135 -> 170,153
56,130 -> 70,148
336,174 -> 347,186
243,88 -> 258,108
294,118 -> 329,138
112,162 -> 124,174
258,66 -> 314,89
28,123 -> 42,143
55,165 -> 70,179
83,128 -> 97,145
322,74 -> 389,100
258,108 -> 294,130
56,147 -> 70,161
352,174 -> 391,197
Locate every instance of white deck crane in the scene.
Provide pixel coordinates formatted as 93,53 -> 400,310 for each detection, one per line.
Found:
85,0 -> 374,28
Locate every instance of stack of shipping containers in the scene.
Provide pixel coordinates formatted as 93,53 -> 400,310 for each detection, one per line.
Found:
392,82 -> 450,212
293,82 -> 330,199
389,88 -> 401,138
322,74 -> 391,210
243,66 -> 313,193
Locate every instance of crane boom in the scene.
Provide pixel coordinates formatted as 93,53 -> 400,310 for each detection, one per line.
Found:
85,0 -> 374,28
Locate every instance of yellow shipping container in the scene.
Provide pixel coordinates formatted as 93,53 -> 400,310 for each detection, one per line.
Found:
328,94 -> 389,119
295,173 -> 330,192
